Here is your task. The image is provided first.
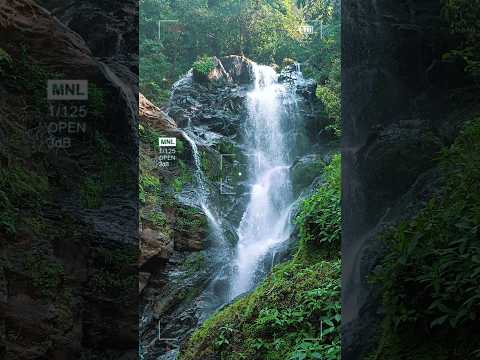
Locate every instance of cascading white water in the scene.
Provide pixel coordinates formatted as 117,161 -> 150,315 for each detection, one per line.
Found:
230,64 -> 297,298
181,130 -> 222,235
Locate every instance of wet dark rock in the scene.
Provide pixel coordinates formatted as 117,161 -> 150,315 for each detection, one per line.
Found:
279,65 -> 318,100
140,272 -> 152,294
140,228 -> 173,272
36,0 -> 138,71
220,55 -> 255,84
192,56 -> 232,84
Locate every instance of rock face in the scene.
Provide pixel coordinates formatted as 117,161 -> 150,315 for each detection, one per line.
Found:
342,1 -> 470,358
168,73 -> 246,135
0,0 -> 96,77
36,0 -> 138,71
191,55 -> 255,85
0,0 -> 138,358
140,93 -> 177,130
140,228 -> 173,271
279,64 -> 318,100
220,55 -> 255,84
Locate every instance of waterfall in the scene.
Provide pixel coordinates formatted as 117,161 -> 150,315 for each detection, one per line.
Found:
180,130 -> 222,234
140,61 -> 310,359
229,64 -> 298,299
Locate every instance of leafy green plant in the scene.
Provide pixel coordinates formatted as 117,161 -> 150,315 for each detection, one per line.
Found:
370,119 -> 480,357
192,55 -> 216,76
295,153 -> 341,258
316,84 -> 340,137
180,260 -> 341,360
139,123 -> 162,150
176,138 -> 185,155
150,211 -> 168,228
442,0 -> 480,82
215,325 -> 236,349
140,175 -> 161,205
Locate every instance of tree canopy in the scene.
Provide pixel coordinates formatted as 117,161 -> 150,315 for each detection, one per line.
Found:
140,0 -> 341,111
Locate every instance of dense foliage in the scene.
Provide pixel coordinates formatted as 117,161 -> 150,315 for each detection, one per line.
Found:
180,154 -> 341,360
140,0 -> 341,135
443,0 -> 480,83
192,55 -> 216,76
370,119 -> 480,359
180,260 -> 340,360
296,154 -> 341,258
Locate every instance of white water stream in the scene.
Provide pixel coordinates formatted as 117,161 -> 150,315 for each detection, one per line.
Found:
229,64 -> 299,298
180,130 -> 223,237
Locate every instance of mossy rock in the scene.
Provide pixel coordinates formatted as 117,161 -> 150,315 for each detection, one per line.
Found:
291,154 -> 325,197
174,206 -> 208,251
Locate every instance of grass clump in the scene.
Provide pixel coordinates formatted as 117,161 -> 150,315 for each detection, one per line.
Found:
192,55 -> 216,76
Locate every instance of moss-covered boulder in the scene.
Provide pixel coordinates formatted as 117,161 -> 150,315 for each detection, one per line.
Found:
291,154 -> 325,197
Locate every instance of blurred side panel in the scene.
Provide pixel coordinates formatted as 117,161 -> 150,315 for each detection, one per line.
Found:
0,0 -> 139,359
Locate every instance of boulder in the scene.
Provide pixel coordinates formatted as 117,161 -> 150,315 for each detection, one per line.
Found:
140,227 -> 173,271
35,0 -> 138,69
192,56 -> 231,84
279,65 -> 318,99
139,93 -> 177,130
221,55 -> 255,84
0,0 -> 96,78
291,154 -> 326,197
